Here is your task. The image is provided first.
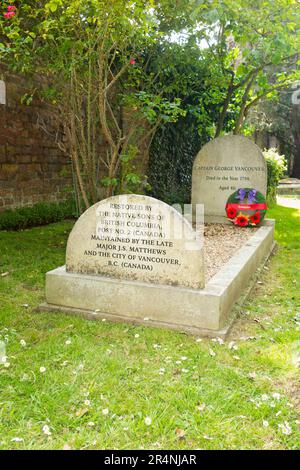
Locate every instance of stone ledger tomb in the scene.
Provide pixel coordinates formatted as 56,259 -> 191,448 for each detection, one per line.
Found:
41,191 -> 275,337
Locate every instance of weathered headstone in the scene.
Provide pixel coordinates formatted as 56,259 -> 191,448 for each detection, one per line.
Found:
192,135 -> 267,222
66,194 -> 204,289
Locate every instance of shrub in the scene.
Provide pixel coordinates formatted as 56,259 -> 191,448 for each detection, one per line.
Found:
263,148 -> 287,204
148,119 -> 204,205
0,199 -> 77,231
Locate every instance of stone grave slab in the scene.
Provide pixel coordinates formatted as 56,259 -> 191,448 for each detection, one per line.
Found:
40,194 -> 275,337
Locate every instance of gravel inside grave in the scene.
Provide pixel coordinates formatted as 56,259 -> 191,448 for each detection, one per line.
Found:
203,224 -> 258,281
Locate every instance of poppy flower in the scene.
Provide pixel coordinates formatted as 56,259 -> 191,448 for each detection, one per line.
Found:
226,206 -> 237,219
235,214 -> 249,227
7,6 -> 17,11
250,212 -> 261,225
129,58 -> 136,65
4,11 -> 15,18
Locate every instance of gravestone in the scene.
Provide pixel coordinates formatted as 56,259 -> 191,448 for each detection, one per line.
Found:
192,135 -> 267,222
66,194 -> 204,289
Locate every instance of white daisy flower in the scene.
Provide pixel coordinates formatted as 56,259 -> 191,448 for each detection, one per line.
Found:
272,392 -> 281,400
197,404 -> 206,412
42,425 -> 52,436
278,421 -> 292,435
144,416 -> 152,426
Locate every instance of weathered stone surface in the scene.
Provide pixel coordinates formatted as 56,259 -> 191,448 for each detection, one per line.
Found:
192,135 -> 267,220
66,194 -> 205,289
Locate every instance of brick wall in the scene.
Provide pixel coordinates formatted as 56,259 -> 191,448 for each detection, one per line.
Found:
0,70 -> 152,213
0,70 -> 72,212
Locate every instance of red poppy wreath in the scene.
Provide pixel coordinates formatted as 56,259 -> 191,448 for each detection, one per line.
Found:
225,188 -> 267,227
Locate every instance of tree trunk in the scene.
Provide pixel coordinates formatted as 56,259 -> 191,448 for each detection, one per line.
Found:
233,74 -> 257,134
215,76 -> 234,137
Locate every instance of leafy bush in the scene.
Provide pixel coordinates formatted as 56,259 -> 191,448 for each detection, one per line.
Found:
263,148 -> 287,204
0,200 -> 77,231
148,119 -> 204,205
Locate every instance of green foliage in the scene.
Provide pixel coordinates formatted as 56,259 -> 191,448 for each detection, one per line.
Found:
147,41 -> 219,205
0,200 -> 76,231
148,118 -> 202,205
264,148 -> 288,204
117,145 -> 150,195
0,0 -> 188,205
183,0 -> 300,134
1,0 -> 299,200
131,93 -> 186,124
247,89 -> 300,177
147,0 -> 299,202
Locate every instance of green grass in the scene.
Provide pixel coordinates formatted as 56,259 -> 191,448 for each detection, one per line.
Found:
0,205 -> 299,450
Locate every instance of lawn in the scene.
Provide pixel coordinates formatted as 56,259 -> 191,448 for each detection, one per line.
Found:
0,203 -> 299,450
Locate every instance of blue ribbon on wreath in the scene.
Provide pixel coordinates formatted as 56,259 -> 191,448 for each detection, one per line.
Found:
235,188 -> 257,203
